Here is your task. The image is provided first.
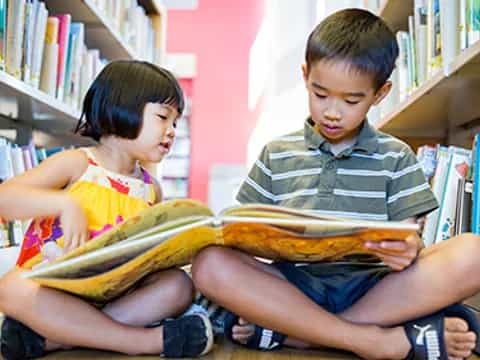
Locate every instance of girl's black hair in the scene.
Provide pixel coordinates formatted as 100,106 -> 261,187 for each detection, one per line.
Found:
75,61 -> 184,141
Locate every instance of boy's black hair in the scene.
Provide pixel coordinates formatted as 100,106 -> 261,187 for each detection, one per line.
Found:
75,60 -> 184,142
305,8 -> 398,90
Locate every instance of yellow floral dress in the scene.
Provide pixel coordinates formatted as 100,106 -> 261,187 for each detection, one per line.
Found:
17,148 -> 156,269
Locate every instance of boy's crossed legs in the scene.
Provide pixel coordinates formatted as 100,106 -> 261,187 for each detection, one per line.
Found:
0,268 -> 212,357
192,233 -> 480,359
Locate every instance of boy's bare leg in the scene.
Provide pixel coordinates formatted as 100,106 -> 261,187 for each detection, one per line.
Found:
0,268 -> 193,355
193,234 -> 480,359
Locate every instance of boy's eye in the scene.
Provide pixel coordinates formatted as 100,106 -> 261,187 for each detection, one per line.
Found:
314,93 -> 327,99
345,100 -> 360,105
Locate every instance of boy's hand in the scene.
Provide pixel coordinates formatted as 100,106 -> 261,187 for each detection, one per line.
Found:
364,233 -> 422,271
60,195 -> 89,254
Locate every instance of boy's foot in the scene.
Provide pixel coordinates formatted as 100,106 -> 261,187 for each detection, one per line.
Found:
163,313 -> 214,357
231,316 -> 477,358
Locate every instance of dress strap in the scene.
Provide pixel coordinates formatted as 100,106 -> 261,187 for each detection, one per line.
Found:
80,147 -> 99,166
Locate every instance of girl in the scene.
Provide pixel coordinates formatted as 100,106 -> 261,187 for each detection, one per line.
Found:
0,61 -> 213,359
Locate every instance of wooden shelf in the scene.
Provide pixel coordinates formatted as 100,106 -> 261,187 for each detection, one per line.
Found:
138,0 -> 166,14
0,71 -> 80,134
377,40 -> 480,138
378,0 -> 413,33
46,0 -> 138,60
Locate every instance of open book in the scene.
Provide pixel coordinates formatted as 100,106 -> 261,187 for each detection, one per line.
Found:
22,199 -> 418,302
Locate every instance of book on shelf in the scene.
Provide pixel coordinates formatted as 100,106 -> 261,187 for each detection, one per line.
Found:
416,137 -> 479,246
472,133 -> 480,234
0,0 -> 167,115
377,0 -> 480,118
0,138 -> 66,248
21,199 -> 419,302
454,178 -> 473,236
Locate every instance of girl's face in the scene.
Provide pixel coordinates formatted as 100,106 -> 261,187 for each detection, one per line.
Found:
129,102 -> 179,163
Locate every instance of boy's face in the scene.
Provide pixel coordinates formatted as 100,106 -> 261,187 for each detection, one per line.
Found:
302,60 -> 391,144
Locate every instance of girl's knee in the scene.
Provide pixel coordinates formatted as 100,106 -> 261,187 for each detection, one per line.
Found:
0,270 -> 27,311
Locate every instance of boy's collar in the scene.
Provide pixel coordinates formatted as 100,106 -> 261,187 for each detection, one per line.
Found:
304,118 -> 378,155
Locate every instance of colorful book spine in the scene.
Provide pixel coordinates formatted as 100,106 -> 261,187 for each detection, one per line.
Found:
471,133 -> 480,234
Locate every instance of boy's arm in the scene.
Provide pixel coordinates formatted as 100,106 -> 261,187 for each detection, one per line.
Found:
365,141 -> 436,271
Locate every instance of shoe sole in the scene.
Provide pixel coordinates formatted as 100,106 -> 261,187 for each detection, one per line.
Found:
196,313 -> 214,356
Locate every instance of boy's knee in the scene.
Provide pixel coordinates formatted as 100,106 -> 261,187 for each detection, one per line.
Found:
191,246 -> 231,292
453,233 -> 480,254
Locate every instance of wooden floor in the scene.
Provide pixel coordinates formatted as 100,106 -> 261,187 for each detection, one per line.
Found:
30,340 -> 480,360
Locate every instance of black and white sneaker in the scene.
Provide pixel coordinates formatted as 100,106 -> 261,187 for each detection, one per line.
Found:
162,313 -> 214,358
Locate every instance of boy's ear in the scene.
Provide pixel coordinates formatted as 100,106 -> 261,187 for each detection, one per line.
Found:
373,81 -> 392,105
301,64 -> 308,85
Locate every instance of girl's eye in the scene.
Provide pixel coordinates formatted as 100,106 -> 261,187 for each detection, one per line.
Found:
345,100 -> 360,105
314,93 -> 326,99
157,114 -> 167,120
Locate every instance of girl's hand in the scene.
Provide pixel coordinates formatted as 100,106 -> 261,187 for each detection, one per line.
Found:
364,233 -> 422,271
60,195 -> 89,254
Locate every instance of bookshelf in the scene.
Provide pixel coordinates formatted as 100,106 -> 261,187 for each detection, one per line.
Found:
0,70 -> 80,134
46,0 -> 139,60
376,0 -> 480,146
377,39 -> 480,139
0,0 -> 168,143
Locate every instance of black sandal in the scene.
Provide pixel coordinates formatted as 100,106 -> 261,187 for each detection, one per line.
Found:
403,303 -> 480,359
0,316 -> 45,360
162,313 -> 214,357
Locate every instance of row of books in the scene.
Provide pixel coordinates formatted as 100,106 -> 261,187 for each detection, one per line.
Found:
2,0 -> 108,110
90,0 -> 161,63
0,137 -> 65,248
417,133 -> 480,247
371,0 -> 480,122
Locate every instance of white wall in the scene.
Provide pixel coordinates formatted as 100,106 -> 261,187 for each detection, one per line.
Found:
247,0 -> 376,166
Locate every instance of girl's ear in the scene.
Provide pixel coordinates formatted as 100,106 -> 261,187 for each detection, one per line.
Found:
373,81 -> 392,105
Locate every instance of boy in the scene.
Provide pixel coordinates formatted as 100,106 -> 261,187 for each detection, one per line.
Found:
192,8 -> 480,359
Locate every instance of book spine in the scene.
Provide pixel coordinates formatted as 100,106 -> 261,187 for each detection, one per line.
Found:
39,16 -> 59,96
31,2 -> 48,89
6,0 -> 26,79
52,14 -> 71,101
0,0 -> 7,71
472,134 -> 480,234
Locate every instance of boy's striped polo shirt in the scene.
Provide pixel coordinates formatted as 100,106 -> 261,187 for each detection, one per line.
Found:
237,119 -> 438,222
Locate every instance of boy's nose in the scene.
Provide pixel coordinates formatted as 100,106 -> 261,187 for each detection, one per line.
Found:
324,106 -> 341,121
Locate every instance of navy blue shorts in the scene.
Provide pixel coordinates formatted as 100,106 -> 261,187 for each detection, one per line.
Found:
272,262 -> 391,313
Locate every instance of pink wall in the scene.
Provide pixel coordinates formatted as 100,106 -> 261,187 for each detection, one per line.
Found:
167,0 -> 266,202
